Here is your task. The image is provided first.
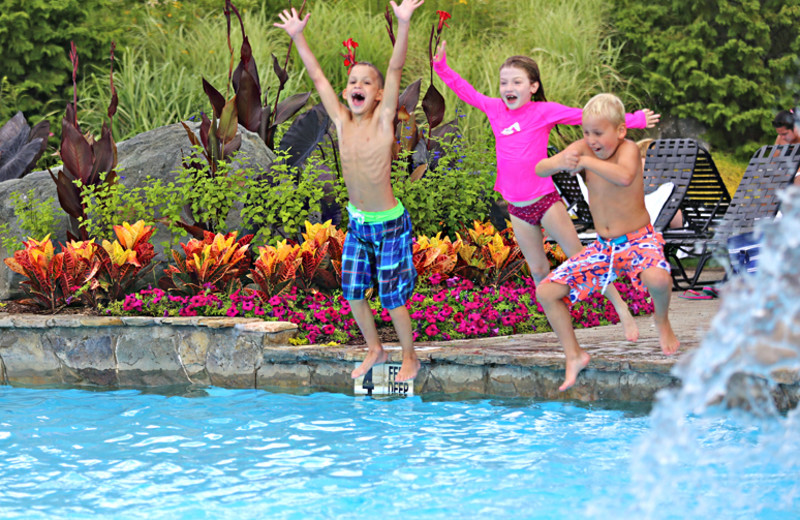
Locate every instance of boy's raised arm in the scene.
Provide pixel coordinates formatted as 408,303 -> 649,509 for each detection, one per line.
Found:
275,8 -> 346,124
380,0 -> 424,121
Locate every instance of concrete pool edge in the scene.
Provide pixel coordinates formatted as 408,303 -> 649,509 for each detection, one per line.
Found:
0,297 -> 797,407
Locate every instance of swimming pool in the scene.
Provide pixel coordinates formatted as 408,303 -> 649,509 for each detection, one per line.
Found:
0,386 -> 795,519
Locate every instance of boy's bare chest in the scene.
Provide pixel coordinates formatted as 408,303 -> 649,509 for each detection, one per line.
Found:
339,124 -> 392,158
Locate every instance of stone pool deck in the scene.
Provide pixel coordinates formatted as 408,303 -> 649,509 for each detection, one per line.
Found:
0,296 -> 730,402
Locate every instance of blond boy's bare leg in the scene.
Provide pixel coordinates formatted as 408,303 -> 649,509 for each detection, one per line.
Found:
350,299 -> 389,379
539,203 -> 639,342
639,268 -> 680,355
387,304 -> 419,382
536,280 -> 591,391
602,285 -> 639,342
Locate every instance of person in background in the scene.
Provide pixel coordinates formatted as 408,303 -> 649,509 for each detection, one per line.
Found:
773,110 -> 800,186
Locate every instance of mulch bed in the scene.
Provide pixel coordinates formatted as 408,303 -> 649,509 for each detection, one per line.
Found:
0,300 -> 101,316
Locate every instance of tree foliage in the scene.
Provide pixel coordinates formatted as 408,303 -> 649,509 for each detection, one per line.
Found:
0,0 -> 117,120
612,0 -> 800,155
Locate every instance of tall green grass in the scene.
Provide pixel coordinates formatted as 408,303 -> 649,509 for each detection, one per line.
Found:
79,0 -> 637,148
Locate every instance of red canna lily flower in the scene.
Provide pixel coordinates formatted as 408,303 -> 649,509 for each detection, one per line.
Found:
341,38 -> 359,71
436,10 -> 451,32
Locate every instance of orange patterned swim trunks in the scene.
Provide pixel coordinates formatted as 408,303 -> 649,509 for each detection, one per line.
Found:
544,224 -> 670,303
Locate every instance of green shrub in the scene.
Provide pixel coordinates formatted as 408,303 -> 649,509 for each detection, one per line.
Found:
0,0 -> 118,122
389,134 -> 499,238
611,0 -> 800,157
0,189 -> 59,254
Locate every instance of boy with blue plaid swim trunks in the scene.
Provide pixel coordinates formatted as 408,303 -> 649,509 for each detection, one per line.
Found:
342,202 -> 417,310
536,93 -> 679,392
276,0 -> 424,382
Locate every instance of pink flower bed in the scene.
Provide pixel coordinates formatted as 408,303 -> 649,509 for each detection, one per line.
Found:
115,275 -> 654,345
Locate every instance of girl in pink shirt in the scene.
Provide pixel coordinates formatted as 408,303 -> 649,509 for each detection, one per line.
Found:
433,41 -> 660,341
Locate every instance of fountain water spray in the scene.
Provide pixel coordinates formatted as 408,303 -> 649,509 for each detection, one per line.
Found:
629,186 -> 800,518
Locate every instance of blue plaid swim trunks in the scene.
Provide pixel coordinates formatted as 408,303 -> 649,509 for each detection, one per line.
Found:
544,223 -> 671,304
342,201 -> 417,309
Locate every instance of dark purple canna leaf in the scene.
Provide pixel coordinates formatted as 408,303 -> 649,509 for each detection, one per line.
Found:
0,112 -> 28,147
217,97 -> 239,144
203,78 -> 226,119
48,168 -> 83,219
277,103 -> 330,167
200,113 -> 211,150
273,92 -> 311,126
397,79 -> 421,122
223,133 -> 242,159
422,84 -> 445,131
233,36 -> 260,94
235,68 -> 263,132
174,221 -> 208,240
260,99 -> 271,142
181,121 -> 202,149
0,139 -> 43,181
28,120 -> 50,167
385,5 -> 395,46
0,111 -> 49,181
89,123 -> 115,185
272,54 -> 289,89
422,117 -> 458,171
60,117 -> 93,182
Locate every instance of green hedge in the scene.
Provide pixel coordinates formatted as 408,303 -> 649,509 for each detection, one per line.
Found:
612,0 -> 800,157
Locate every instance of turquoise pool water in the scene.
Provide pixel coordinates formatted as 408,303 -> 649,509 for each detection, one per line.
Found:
0,386 -> 794,519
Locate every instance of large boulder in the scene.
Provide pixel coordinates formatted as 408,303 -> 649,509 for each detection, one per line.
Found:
0,122 -> 276,299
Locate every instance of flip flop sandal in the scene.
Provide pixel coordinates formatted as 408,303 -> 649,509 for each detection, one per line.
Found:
679,289 -> 713,300
701,286 -> 719,298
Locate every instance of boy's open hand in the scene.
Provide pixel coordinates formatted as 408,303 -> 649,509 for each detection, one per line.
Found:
391,0 -> 424,23
274,7 -> 310,38
643,109 -> 661,128
433,40 -> 446,64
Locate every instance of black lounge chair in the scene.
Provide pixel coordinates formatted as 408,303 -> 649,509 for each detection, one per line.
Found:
552,170 -> 594,233
662,143 -> 800,289
642,138 -> 731,236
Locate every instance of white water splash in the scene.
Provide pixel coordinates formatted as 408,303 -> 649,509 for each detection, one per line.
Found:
629,186 -> 800,518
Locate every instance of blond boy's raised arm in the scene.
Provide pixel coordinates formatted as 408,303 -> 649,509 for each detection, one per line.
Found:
275,8 -> 347,124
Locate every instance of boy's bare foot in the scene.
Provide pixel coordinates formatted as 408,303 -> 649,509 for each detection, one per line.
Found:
659,327 -> 680,356
351,348 -> 389,379
396,356 -> 421,382
559,350 -> 591,392
619,312 -> 639,342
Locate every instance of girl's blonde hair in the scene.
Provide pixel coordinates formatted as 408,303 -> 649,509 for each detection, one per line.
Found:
583,93 -> 625,126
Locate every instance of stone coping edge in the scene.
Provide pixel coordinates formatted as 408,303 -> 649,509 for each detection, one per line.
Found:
0,313 -> 300,332
1,313 -> 797,410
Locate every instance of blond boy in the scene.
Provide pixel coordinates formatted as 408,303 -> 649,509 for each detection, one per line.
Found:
275,1 -> 424,382
535,93 -> 679,391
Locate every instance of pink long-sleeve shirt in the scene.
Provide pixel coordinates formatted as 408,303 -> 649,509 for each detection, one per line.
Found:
433,59 -> 648,203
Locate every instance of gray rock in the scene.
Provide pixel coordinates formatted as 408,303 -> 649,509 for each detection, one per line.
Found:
0,122 -> 276,299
